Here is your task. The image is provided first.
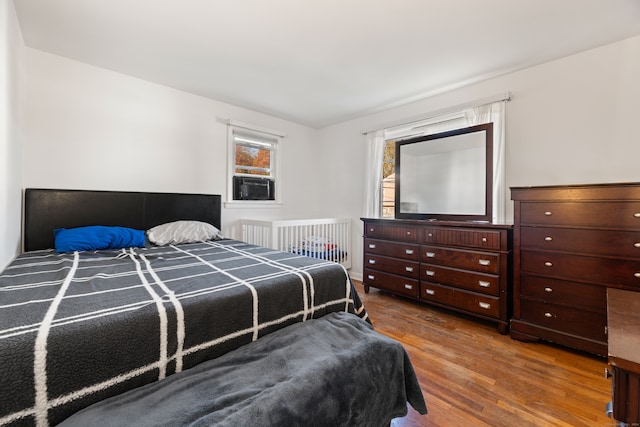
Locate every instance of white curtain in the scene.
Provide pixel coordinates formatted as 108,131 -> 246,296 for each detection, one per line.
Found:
464,101 -> 507,223
362,130 -> 385,218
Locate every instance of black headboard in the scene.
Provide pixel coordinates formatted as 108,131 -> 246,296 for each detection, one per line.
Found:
24,189 -> 222,252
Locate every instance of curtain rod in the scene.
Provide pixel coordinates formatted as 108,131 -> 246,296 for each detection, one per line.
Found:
361,91 -> 511,135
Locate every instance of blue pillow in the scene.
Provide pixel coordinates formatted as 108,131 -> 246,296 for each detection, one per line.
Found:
53,226 -> 146,253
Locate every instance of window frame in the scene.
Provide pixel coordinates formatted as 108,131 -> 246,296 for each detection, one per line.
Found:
233,131 -> 276,178
226,122 -> 284,207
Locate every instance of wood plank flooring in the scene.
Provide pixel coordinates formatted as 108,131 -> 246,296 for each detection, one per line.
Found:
353,281 -> 613,427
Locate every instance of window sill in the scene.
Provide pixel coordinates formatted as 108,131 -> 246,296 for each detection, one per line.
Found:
224,200 -> 283,209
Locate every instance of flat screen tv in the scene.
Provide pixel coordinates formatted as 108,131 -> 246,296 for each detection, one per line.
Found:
394,122 -> 493,222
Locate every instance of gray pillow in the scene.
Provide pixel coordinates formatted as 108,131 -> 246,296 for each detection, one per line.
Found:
147,221 -> 222,245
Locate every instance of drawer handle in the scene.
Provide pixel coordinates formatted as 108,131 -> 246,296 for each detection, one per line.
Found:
425,289 -> 435,295
544,312 -> 553,318
425,270 -> 435,276
479,302 -> 491,310
367,275 -> 375,280
479,259 -> 491,266
482,237 -> 487,242
425,252 -> 435,258
635,213 -> 640,218
369,227 -> 375,232
368,244 -> 376,249
406,231 -> 412,236
544,211 -> 553,216
427,233 -> 433,237
635,273 -> 640,278
545,261 -> 553,267
544,287 -> 553,293
405,249 -> 414,255
544,236 -> 553,241
404,284 -> 413,290
368,259 -> 376,264
635,243 -> 640,248
405,266 -> 414,272
478,280 -> 491,288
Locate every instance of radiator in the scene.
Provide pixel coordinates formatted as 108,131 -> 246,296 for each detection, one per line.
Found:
240,218 -> 352,269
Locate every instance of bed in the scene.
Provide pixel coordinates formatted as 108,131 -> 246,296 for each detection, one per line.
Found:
0,189 -> 426,427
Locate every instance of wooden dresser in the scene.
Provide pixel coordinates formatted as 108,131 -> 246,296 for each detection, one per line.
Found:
510,183 -> 640,357
608,287 -> 640,424
361,218 -> 512,333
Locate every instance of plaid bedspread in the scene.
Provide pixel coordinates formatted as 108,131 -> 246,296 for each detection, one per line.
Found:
0,239 -> 366,427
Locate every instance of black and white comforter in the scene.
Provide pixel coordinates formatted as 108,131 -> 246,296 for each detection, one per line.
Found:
0,239 -> 367,427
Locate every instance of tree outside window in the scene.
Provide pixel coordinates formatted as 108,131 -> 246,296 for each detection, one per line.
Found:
382,140 -> 396,218
235,144 -> 271,176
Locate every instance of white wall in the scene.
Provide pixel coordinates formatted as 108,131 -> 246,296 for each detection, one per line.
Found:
319,35 -> 640,280
18,32 -> 640,282
24,49 -> 323,240
0,0 -> 24,270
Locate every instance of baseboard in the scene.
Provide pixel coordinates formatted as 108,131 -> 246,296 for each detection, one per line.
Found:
350,271 -> 362,282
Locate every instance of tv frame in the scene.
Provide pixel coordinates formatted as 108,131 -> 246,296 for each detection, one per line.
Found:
394,122 -> 493,222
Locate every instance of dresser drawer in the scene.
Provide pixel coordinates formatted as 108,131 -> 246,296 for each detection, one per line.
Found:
364,238 -> 419,261
519,299 -> 607,342
364,224 -> 419,242
520,201 -> 640,229
520,226 -> 640,258
520,250 -> 640,289
421,283 -> 500,319
422,245 -> 499,274
421,264 -> 499,296
364,254 -> 419,279
424,227 -> 502,250
363,269 -> 419,298
520,275 -> 606,313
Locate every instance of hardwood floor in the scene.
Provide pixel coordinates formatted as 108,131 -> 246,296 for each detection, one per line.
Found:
352,281 -> 613,427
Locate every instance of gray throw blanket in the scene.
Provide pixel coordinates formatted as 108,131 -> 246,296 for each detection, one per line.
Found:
58,312 -> 427,427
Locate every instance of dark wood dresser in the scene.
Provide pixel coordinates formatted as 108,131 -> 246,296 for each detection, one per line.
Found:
361,218 -> 512,333
510,183 -> 640,357
607,287 -> 640,424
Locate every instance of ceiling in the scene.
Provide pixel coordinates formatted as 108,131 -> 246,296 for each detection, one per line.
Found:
14,0 -> 640,128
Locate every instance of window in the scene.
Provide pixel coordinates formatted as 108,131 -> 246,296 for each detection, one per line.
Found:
227,123 -> 283,204
380,112 -> 467,217
368,93 -> 509,222
381,140 -> 396,218
233,131 -> 275,177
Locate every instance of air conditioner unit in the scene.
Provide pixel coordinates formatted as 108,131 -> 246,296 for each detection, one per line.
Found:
233,176 -> 275,200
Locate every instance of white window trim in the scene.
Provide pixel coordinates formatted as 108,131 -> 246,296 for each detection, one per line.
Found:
225,122 -> 284,208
